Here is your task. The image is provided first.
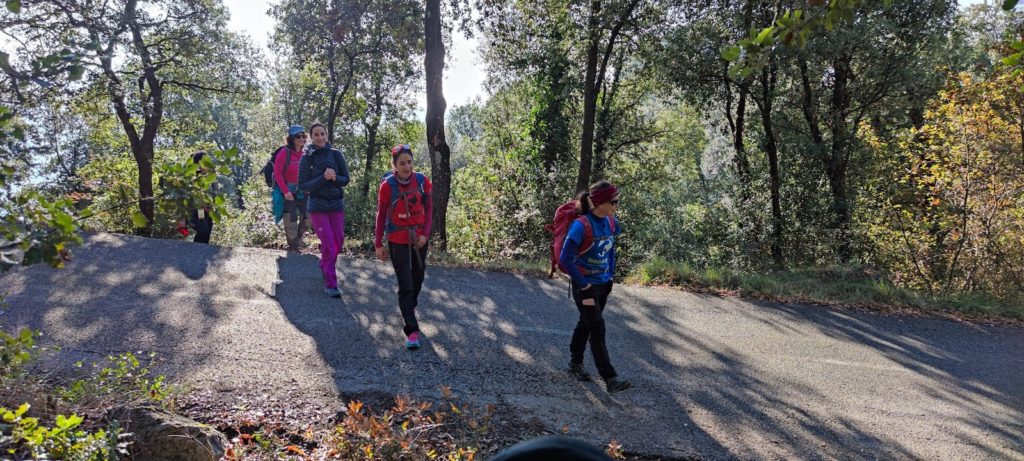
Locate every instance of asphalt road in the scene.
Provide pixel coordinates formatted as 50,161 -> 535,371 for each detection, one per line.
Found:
2,233 -> 1022,460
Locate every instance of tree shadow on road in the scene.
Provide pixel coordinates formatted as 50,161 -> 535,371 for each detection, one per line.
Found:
20,234 -> 1014,460
273,255 -> 728,459
609,287 -> 1024,459
0,232 -> 245,378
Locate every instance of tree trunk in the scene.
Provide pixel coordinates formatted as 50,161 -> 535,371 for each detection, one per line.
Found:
576,0 -> 602,194
827,52 -> 854,262
758,60 -> 784,267
362,82 -> 383,199
125,0 -> 161,228
324,45 -> 357,145
728,84 -> 752,184
592,50 -> 624,181
424,0 -> 451,250
361,122 -> 379,199
725,0 -> 760,254
576,0 -> 640,193
135,144 -> 155,227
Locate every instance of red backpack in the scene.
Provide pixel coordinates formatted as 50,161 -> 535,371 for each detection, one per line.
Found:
545,200 -> 616,278
381,171 -> 428,238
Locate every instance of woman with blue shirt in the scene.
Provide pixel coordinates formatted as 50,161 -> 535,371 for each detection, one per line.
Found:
558,181 -> 631,393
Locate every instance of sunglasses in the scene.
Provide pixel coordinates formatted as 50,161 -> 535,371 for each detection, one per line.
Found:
294,133 -> 307,139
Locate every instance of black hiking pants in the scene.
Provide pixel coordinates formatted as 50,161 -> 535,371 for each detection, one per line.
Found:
569,280 -> 618,381
389,242 -> 429,336
190,209 -> 214,244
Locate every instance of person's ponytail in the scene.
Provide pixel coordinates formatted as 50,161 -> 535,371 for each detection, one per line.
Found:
575,191 -> 592,215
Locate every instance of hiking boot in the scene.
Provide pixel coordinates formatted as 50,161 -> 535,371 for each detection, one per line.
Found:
568,362 -> 592,382
406,332 -> 421,350
323,287 -> 341,298
605,377 -> 632,393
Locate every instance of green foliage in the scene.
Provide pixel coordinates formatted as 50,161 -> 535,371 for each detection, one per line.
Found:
75,148 -> 242,238
0,189 -> 83,271
149,147 -> 242,228
446,82 -> 587,262
214,182 -> 283,248
722,0 -> 884,78
0,403 -> 125,461
0,106 -> 84,272
0,326 -> 35,376
57,352 -> 173,408
0,317 -> 133,460
726,0 -> 1023,78
627,260 -> 1024,319
861,68 -> 1024,298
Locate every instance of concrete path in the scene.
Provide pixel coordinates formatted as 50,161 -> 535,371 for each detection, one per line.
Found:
2,233 -> 1022,460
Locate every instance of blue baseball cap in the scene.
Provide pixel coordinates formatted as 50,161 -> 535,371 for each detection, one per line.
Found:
287,125 -> 305,136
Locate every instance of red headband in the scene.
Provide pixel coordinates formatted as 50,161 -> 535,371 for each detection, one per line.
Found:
590,185 -> 619,206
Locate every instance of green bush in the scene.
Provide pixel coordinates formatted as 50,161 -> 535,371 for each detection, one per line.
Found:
215,183 -> 283,248
57,352 -> 173,408
0,327 -> 35,376
0,403 -> 126,461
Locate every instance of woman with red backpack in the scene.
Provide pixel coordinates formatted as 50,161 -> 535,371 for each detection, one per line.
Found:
558,180 -> 631,393
374,144 -> 432,350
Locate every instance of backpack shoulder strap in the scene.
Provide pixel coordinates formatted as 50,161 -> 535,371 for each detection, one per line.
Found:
576,215 -> 595,255
385,174 -> 400,200
414,172 -> 427,196
282,146 -> 293,171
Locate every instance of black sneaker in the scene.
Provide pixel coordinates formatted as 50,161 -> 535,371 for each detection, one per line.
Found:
568,362 -> 592,382
605,377 -> 632,393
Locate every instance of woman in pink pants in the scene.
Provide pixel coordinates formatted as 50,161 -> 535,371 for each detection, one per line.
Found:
298,122 -> 350,298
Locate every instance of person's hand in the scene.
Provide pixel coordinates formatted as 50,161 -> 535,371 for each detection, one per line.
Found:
415,235 -> 427,249
284,192 -> 294,201
324,168 -> 336,181
375,246 -> 388,261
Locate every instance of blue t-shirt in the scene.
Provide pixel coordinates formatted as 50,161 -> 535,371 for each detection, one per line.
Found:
559,213 -> 620,286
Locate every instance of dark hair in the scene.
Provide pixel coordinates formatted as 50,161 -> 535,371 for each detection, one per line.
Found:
309,121 -> 328,139
285,134 -> 300,150
191,151 -> 206,163
575,180 -> 615,214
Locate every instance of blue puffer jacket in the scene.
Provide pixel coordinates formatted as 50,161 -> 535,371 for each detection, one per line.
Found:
298,144 -> 350,213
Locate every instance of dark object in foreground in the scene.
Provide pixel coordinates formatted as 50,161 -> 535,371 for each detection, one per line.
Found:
490,436 -> 613,461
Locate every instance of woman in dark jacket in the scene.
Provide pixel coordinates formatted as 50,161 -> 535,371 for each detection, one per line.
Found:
298,122 -> 350,298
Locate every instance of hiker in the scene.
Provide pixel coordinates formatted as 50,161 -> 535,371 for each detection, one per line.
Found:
273,125 -> 309,251
559,180 -> 631,393
374,144 -> 432,350
179,151 -> 215,244
298,122 -> 350,298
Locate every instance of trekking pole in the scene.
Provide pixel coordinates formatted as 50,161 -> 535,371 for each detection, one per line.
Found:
408,227 -> 418,271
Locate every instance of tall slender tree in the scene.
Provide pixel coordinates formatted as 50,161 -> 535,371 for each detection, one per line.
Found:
424,0 -> 452,250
